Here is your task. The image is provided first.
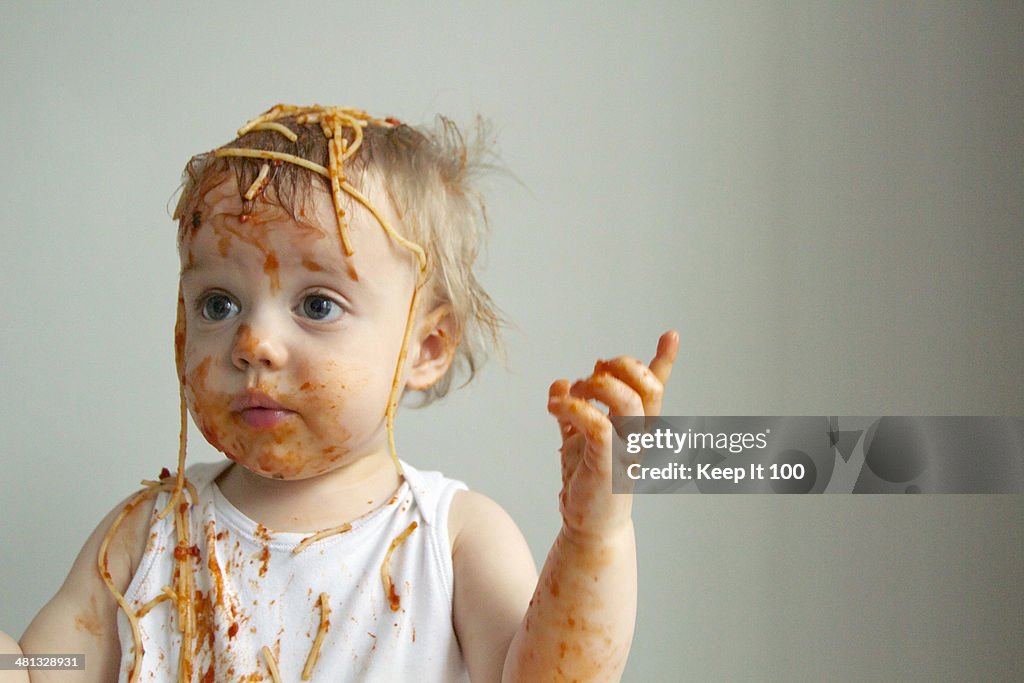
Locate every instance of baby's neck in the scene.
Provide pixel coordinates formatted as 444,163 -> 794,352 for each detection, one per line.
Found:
214,451 -> 402,532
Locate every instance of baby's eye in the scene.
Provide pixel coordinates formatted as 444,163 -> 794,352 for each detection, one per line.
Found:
199,293 -> 240,322
300,294 -> 343,322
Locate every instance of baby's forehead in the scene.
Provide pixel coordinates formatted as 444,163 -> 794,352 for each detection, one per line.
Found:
199,175 -> 243,214
194,176 -> 326,227
181,175 -> 419,287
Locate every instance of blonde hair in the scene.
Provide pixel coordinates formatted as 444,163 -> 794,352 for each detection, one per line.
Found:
173,109 -> 503,405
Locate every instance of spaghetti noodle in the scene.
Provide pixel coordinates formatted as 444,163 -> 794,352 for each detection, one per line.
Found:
262,645 -> 283,683
292,522 -> 353,555
243,163 -> 271,202
97,474 -> 198,683
247,121 -> 298,142
381,521 -> 419,612
134,587 -> 176,619
301,592 -> 331,680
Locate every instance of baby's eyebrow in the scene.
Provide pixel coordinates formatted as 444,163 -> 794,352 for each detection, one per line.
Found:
304,259 -> 356,282
178,261 -> 216,280
179,256 -> 361,289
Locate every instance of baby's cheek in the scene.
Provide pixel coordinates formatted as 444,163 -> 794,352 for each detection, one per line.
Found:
296,359 -> 376,420
295,360 -> 383,460
294,373 -> 354,454
184,356 -> 235,455
183,357 -> 212,426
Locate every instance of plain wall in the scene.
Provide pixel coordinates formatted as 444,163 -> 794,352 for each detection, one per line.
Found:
1,2 -> 1021,680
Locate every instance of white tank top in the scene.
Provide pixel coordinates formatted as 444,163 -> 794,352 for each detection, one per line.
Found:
118,460 -> 469,682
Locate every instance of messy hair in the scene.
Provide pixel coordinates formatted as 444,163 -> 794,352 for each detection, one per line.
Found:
172,110 -> 504,405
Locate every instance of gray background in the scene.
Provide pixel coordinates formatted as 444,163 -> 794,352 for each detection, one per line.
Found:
2,2 -> 1022,680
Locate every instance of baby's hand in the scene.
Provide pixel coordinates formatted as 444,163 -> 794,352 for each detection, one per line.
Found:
546,331 -> 678,542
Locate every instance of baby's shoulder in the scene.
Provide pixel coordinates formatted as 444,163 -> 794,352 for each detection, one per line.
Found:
92,468 -> 210,591
96,484 -> 165,589
447,489 -> 532,564
19,483 -> 162,679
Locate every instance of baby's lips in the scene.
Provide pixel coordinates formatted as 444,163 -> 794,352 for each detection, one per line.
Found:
239,407 -> 295,431
230,389 -> 290,412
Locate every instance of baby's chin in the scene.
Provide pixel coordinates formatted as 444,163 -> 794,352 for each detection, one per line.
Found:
223,447 -> 348,481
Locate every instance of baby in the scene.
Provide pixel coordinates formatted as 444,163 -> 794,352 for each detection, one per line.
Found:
8,105 -> 677,682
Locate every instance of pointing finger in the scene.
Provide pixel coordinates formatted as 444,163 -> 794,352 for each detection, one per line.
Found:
648,330 -> 679,386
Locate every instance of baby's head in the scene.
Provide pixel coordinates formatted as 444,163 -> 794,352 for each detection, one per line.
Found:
172,106 -> 501,478
175,107 -> 501,400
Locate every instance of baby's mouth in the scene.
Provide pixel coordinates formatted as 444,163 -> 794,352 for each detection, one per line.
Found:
240,407 -> 295,430
232,390 -> 296,430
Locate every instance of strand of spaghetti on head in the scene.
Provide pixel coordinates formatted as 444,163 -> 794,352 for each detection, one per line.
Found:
248,121 -> 298,142
215,104 -> 430,475
214,148 -> 329,177
326,117 -> 354,255
244,163 -> 272,201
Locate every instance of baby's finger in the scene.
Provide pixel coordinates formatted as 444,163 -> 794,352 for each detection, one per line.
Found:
570,373 -> 644,418
548,381 -> 582,484
547,392 -> 613,462
547,380 -> 576,439
591,358 -> 663,417
648,330 -> 679,386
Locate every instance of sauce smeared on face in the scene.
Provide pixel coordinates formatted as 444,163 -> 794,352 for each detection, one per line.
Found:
180,159 -> 423,489
196,196 -> 326,294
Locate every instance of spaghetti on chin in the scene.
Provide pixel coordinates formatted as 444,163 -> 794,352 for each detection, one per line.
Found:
101,105 -> 432,682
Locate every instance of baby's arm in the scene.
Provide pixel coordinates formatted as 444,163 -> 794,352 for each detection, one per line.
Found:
449,492 -> 539,681
0,630 -> 29,683
17,492 -> 154,682
452,332 -> 678,682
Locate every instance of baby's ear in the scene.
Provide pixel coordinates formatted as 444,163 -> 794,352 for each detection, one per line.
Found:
405,304 -> 459,391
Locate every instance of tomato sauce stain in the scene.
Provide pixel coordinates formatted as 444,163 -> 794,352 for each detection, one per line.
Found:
74,595 -> 102,637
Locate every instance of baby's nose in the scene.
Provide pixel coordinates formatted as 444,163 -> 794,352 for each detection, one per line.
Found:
231,323 -> 287,370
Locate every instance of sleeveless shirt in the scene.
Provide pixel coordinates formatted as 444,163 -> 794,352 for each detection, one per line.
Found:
117,460 -> 469,682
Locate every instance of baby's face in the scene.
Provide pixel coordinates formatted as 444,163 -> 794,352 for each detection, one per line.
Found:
179,176 -> 419,479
